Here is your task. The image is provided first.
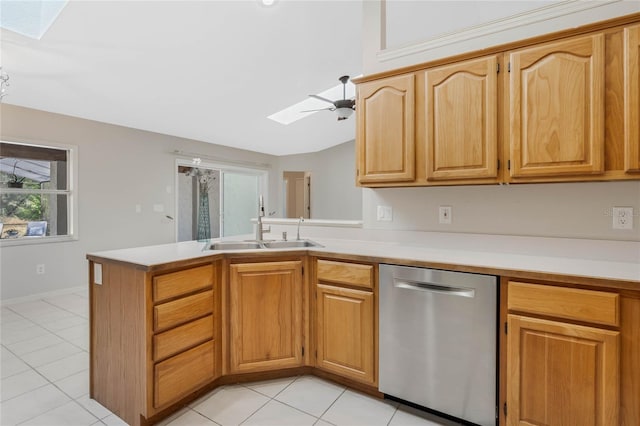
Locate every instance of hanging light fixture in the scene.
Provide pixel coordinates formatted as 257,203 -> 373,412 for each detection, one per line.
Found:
0,67 -> 9,102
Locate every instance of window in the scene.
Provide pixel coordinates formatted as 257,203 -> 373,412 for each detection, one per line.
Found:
0,141 -> 77,244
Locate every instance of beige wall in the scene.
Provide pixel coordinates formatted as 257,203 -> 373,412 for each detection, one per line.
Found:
276,140 -> 362,220
0,104 -> 278,300
363,183 -> 640,241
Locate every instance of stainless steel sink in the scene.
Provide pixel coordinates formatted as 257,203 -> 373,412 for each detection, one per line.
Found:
207,239 -> 321,251
208,241 -> 264,250
261,240 -> 322,249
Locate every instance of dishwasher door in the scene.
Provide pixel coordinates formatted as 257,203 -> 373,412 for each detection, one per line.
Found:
379,264 -> 497,426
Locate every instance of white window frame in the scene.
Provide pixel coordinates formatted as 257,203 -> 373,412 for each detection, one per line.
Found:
0,140 -> 78,246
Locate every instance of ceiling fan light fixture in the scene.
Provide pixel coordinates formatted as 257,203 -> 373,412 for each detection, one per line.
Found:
336,107 -> 354,120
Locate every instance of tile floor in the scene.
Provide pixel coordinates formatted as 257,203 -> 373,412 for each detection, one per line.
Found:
1,290 -> 457,426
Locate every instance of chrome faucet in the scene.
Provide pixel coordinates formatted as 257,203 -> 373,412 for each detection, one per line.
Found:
255,195 -> 271,241
296,217 -> 304,241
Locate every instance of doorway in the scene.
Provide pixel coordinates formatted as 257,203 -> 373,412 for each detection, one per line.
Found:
282,171 -> 310,219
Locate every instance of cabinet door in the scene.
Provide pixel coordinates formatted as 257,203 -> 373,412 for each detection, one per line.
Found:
507,315 -> 619,426
357,74 -> 415,184
316,284 -> 374,385
229,261 -> 302,373
425,56 -> 498,181
625,24 -> 640,172
509,34 -> 605,178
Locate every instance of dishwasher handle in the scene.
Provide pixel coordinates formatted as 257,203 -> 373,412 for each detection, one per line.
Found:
393,278 -> 476,298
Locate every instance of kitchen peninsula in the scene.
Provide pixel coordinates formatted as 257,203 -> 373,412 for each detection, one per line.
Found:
87,232 -> 640,426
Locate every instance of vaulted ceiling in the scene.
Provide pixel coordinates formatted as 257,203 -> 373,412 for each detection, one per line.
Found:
1,1 -> 362,155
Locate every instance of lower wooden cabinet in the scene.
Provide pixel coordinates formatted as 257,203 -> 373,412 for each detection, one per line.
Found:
229,261 -> 303,373
506,281 -> 620,426
154,340 -> 215,408
314,259 -> 376,385
316,284 -> 375,384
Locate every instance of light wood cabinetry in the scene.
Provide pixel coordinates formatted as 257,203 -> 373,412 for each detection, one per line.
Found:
356,74 -> 415,184
315,260 -> 376,385
89,261 -> 219,426
506,281 -> 620,426
354,15 -> 640,187
149,266 -> 216,410
229,261 -> 303,373
625,24 -> 640,172
508,34 -> 605,178
425,56 -> 499,181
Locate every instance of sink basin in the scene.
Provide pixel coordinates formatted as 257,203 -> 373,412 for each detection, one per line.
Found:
262,240 -> 322,249
208,241 -> 263,250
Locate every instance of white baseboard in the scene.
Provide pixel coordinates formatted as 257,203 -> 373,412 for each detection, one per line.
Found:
1,285 -> 86,306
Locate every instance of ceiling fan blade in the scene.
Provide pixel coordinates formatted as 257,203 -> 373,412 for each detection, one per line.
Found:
309,94 -> 336,105
300,107 -> 335,113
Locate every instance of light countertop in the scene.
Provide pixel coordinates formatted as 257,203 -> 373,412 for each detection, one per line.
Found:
86,231 -> 640,285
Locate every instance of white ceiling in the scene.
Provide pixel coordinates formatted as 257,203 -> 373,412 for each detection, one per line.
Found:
0,0 -> 363,156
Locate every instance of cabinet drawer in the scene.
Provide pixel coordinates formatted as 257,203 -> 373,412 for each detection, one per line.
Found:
317,260 -> 373,289
154,340 -> 214,408
154,290 -> 213,332
508,281 -> 619,326
153,265 -> 214,303
153,315 -> 214,361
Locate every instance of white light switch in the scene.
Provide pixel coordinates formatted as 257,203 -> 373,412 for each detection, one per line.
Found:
94,263 -> 103,285
153,204 -> 165,213
377,205 -> 393,221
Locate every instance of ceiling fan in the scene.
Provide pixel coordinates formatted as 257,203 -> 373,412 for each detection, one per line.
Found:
303,75 -> 355,121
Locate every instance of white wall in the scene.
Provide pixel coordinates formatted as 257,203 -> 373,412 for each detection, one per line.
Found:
364,0 -> 640,74
360,1 -> 640,242
0,104 -> 278,300
275,140 -> 362,220
364,182 -> 640,241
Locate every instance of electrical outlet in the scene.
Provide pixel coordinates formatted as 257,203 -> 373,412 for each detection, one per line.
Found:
36,264 -> 45,275
377,205 -> 393,222
612,207 -> 633,229
439,206 -> 452,224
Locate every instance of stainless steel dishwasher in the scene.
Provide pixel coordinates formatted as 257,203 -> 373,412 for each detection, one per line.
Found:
379,264 -> 498,426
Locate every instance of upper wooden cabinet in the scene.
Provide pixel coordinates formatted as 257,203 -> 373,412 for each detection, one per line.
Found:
425,56 -> 499,181
356,74 -> 415,184
355,15 -> 640,187
508,34 -> 605,178
625,24 -> 640,172
229,261 -> 303,373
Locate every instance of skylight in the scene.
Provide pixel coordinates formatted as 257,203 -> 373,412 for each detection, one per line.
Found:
268,77 -> 357,125
0,0 -> 68,39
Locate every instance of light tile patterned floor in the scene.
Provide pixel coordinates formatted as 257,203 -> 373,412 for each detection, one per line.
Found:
1,291 -> 457,426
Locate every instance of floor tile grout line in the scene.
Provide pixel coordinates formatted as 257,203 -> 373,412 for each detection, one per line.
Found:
315,386 -> 347,424
387,406 -> 400,426
40,298 -> 89,319
269,376 -> 346,422
5,336 -> 68,358
187,407 -> 223,426
12,397 -> 101,426
237,386 -> 279,426
267,396 -> 323,423
0,381 -> 50,405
